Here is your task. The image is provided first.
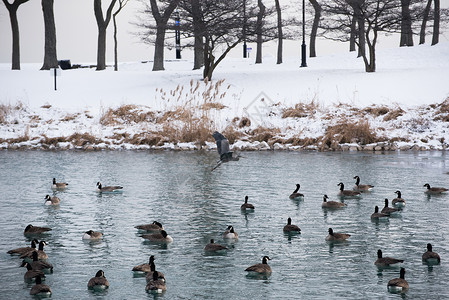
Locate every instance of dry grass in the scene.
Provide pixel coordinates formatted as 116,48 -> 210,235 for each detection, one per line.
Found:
282,101 -> 319,118
433,98 -> 449,122
100,104 -> 155,126
251,126 -> 280,142
0,104 -> 12,124
238,117 -> 251,128
60,113 -> 79,122
222,126 -> 245,144
363,105 -> 390,117
383,107 -> 404,121
320,119 -> 377,150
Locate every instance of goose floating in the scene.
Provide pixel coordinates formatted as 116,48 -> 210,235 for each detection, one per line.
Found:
44,194 -> 60,205
387,267 -> 409,293
392,191 -> 406,207
321,194 -> 346,209
88,270 -> 109,291
283,217 -> 301,233
223,225 -> 238,240
52,178 -> 68,190
96,182 -> 123,192
245,256 -> 272,275
325,228 -> 350,242
240,196 -> 255,210
337,182 -> 361,198
353,175 -> 374,192
374,249 -> 404,266
289,184 -> 304,200
423,183 -> 448,194
422,243 -> 440,264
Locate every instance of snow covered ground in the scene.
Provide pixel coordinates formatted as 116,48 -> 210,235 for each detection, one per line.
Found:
0,42 -> 449,151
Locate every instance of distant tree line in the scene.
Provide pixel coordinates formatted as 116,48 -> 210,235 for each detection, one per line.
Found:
1,0 -> 448,75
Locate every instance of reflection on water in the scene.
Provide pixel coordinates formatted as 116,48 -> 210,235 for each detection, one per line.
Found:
1,150 -> 449,299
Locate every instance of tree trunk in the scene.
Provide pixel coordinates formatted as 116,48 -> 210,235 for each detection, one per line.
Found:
361,27 -> 377,72
149,0 -> 179,71
191,0 -> 203,70
113,13 -> 118,71
349,15 -> 357,52
41,0 -> 58,70
432,0 -> 440,45
153,26 -> 167,71
3,0 -> 30,70
94,0 -> 117,71
349,1 -> 366,58
309,0 -> 321,57
255,0 -> 265,64
400,0 -> 413,47
274,0 -> 283,64
419,0 -> 432,44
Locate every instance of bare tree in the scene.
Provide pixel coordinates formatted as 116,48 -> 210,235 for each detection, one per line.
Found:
399,0 -> 413,46
94,0 -> 117,71
113,0 -> 129,71
309,0 -> 321,57
255,0 -> 266,64
419,0 -> 432,44
41,0 -> 58,70
274,0 -> 283,63
432,0 -> 440,45
2,0 -> 30,70
321,0 -> 405,72
190,0 -> 204,70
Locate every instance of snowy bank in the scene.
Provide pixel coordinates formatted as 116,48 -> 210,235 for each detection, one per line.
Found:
1,43 -> 449,151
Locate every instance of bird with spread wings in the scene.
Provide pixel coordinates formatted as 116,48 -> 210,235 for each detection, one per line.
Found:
211,131 -> 240,171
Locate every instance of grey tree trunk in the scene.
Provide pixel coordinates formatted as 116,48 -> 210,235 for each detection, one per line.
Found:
191,0 -> 203,70
41,0 -> 58,70
432,0 -> 440,45
2,0 -> 30,70
400,0 -> 414,47
354,4 -> 366,58
309,0 -> 321,57
419,0 -> 432,44
149,0 -> 179,71
94,0 -> 117,71
274,0 -> 283,64
113,0 -> 128,71
255,0 -> 265,64
349,15 -> 357,52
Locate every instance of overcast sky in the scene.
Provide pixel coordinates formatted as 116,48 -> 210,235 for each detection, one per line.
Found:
0,0 -> 448,64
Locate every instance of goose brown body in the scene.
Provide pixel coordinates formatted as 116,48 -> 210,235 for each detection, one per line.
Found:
283,218 -> 301,233
88,270 -> 110,289
24,224 -> 52,235
375,249 -> 404,266
423,183 -> 448,194
321,194 -> 346,208
353,176 -> 374,192
241,196 -> 255,210
204,239 -> 228,251
326,228 -> 350,241
337,182 -> 361,197
387,268 -> 409,291
245,256 -> 272,274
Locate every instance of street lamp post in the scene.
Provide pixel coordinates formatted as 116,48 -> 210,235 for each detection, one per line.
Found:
243,0 -> 247,58
300,0 -> 307,67
175,11 -> 181,59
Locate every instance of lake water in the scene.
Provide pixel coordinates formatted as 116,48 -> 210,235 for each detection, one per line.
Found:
1,150 -> 449,299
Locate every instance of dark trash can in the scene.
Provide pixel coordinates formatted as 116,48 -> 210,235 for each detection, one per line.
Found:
58,60 -> 72,70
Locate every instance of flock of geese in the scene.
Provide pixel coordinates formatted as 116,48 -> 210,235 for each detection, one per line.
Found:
6,175 -> 448,296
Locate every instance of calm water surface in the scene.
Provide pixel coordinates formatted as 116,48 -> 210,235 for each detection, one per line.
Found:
1,150 -> 449,299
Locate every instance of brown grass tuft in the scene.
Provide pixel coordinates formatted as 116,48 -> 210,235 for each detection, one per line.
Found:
363,105 -> 389,116
320,119 -> 377,150
238,117 -> 251,128
100,105 -> 155,126
251,126 -> 280,142
383,107 -> 404,121
222,126 -> 245,144
282,101 -> 318,118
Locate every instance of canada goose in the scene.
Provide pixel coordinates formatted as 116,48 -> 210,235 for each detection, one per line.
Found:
422,243 -> 441,264
88,270 -> 109,290
20,240 -> 48,261
142,230 -> 173,243
283,217 -> 301,233
353,176 -> 374,192
21,261 -> 45,281
392,191 -> 406,207
423,183 -> 448,194
145,262 -> 166,283
321,194 -> 346,208
240,196 -> 255,210
337,182 -> 361,197
30,275 -> 52,296
289,184 -> 304,200
132,255 -> 155,273
135,221 -> 164,232
375,249 -> 404,266
44,194 -> 60,205
204,239 -> 228,251
381,199 -> 400,215
325,228 -> 350,242
7,239 -> 38,255
52,178 -> 68,190
30,251 -> 53,273
83,230 -> 103,240
371,206 -> 389,220
145,268 -> 167,293
96,182 -> 123,192
387,268 -> 409,292
245,256 -> 272,274
24,224 -> 52,235
223,225 -> 239,240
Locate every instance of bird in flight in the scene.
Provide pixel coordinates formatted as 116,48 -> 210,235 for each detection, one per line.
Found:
211,131 -> 240,171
